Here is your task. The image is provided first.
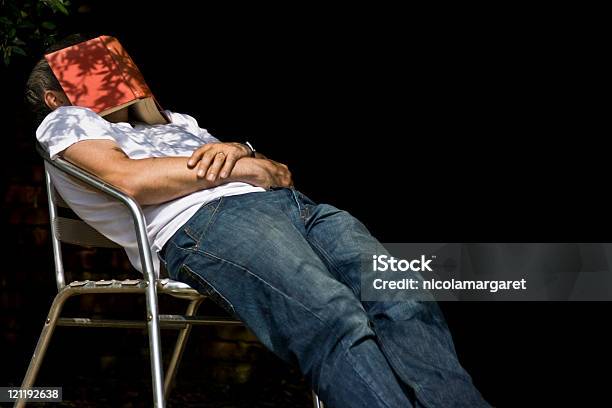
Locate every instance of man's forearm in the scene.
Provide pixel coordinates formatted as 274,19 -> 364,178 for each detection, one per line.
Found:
115,156 -> 264,205
61,140 -> 286,205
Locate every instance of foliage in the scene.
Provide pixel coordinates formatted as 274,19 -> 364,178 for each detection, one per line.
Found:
0,0 -> 71,65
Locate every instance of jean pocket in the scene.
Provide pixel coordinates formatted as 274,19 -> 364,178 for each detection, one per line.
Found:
178,263 -> 236,316
182,196 -> 225,247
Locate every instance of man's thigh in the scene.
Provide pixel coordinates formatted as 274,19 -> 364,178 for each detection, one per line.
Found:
163,190 -> 371,359
297,192 -> 378,299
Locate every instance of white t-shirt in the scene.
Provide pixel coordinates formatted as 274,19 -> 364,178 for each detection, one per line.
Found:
36,106 -> 265,276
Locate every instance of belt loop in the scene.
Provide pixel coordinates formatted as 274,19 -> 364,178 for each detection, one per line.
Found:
290,187 -> 310,221
289,187 -> 302,214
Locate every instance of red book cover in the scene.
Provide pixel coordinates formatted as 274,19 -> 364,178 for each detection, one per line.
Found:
45,35 -> 168,124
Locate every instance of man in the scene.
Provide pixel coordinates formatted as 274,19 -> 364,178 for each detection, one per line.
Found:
26,36 -> 489,408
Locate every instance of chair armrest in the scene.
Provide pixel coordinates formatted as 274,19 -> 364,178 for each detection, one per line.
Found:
36,141 -> 138,208
37,142 -> 158,283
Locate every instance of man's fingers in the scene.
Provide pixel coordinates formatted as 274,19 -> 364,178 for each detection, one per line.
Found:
191,143 -> 255,180
187,152 -> 201,168
219,154 -> 239,179
279,167 -> 293,187
205,152 -> 227,181
188,145 -> 211,168
196,151 -> 216,178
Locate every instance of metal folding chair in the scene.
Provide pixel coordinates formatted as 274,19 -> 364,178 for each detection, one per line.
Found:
16,143 -> 323,407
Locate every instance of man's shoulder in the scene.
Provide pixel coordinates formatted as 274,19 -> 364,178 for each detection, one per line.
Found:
44,105 -> 101,122
36,106 -> 116,158
37,106 -> 108,134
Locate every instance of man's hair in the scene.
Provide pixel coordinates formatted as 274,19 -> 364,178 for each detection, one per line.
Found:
24,34 -> 91,127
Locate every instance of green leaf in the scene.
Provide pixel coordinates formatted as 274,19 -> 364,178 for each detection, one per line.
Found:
54,1 -> 69,15
18,22 -> 35,29
42,0 -> 69,15
12,46 -> 26,56
3,50 -> 11,66
0,0 -> 70,66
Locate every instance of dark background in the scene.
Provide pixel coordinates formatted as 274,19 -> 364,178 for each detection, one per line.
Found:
1,1 -> 609,406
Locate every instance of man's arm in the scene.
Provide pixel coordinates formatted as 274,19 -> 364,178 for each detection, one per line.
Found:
186,142 -> 267,181
62,139 -> 291,205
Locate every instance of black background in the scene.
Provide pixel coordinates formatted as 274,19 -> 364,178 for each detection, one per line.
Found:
1,2 -> 609,406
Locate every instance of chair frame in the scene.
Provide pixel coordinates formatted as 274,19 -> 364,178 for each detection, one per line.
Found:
17,144 -> 323,407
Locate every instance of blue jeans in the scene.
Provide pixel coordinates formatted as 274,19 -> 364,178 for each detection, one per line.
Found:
161,188 -> 489,408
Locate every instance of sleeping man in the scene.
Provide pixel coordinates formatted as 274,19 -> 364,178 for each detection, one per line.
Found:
26,35 -> 489,408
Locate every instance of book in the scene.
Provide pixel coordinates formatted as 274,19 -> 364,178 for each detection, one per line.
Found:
45,35 -> 168,125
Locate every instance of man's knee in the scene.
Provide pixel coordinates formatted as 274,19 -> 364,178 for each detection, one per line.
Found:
296,298 -> 374,376
306,296 -> 374,356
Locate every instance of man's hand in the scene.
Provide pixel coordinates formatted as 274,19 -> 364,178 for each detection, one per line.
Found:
187,142 -> 251,181
247,159 -> 293,189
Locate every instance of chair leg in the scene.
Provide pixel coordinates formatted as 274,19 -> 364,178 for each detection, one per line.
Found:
145,282 -> 165,408
163,298 -> 203,398
15,290 -> 72,408
312,390 -> 324,408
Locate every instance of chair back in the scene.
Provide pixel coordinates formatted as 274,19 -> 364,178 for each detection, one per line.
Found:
44,162 -> 122,291
47,171 -> 121,249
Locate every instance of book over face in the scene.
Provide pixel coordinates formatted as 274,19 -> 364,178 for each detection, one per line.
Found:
45,35 -> 168,125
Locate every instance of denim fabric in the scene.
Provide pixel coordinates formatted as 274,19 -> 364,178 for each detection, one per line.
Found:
160,188 -> 489,408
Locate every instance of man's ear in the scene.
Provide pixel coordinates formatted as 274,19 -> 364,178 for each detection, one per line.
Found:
43,90 -> 71,110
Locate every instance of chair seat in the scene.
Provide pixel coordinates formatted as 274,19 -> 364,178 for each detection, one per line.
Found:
66,278 -> 203,300
158,278 -> 203,300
